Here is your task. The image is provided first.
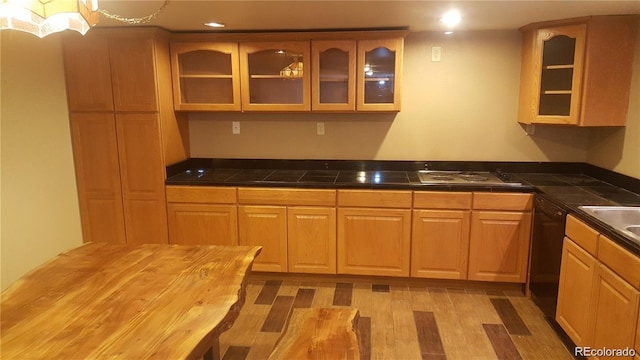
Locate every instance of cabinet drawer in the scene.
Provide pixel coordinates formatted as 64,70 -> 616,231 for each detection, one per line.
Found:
166,186 -> 237,204
338,190 -> 412,208
598,235 -> 640,289
565,215 -> 599,256
238,188 -> 336,206
472,192 -> 533,211
413,191 -> 472,209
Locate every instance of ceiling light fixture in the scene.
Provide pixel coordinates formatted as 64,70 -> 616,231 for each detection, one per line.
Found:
440,10 -> 461,28
0,0 -> 170,38
204,21 -> 225,28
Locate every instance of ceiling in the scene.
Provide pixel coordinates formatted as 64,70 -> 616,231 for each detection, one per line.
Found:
97,0 -> 640,33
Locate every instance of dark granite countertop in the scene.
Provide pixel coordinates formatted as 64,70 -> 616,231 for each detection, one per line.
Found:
165,159 -> 640,255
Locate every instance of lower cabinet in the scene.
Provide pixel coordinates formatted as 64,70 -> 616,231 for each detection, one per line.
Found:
164,187 -> 536,282
166,186 -> 238,246
556,215 -> 640,355
467,193 -> 533,283
287,207 -> 336,274
338,206 -> 412,277
589,263 -> 639,356
238,205 -> 288,272
237,188 -> 338,274
411,191 -> 473,279
467,211 -> 532,282
556,237 -> 597,346
337,189 -> 412,277
411,209 -> 470,280
636,310 -> 640,357
167,203 -> 237,246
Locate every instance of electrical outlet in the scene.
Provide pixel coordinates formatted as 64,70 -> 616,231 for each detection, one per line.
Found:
431,46 -> 441,62
232,121 -> 240,134
316,122 -> 325,135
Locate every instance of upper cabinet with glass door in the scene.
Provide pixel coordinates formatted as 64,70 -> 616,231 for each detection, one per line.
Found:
240,41 -> 311,111
171,42 -> 241,111
518,15 -> 638,126
312,40 -> 356,111
357,39 -> 403,112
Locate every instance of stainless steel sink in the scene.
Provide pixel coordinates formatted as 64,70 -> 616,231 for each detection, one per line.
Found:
578,206 -> 640,244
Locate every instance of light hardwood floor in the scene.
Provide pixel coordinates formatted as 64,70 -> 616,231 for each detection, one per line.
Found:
219,275 -> 573,360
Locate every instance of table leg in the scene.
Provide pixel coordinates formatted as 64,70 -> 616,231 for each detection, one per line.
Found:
203,337 -> 220,360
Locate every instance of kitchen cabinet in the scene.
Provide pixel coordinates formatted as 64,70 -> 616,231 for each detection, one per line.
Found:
63,28 -> 189,245
170,30 -> 405,113
636,310 -> 640,356
556,237 -> 597,346
170,42 -> 241,111
556,215 -> 640,353
69,113 -> 125,243
116,113 -> 168,245
240,41 -> 311,111
237,188 -> 337,274
467,193 -> 533,283
288,207 -> 336,274
357,38 -> 403,112
166,186 -> 238,246
63,36 -> 114,112
337,190 -> 412,277
589,263 -> 639,357
411,192 -> 472,280
518,15 -> 638,126
238,205 -> 288,272
312,40 -> 356,111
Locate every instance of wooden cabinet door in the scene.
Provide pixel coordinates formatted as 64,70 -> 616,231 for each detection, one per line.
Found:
239,205 -> 287,272
356,38 -> 403,111
530,24 -> 587,125
116,113 -> 168,244
337,208 -> 411,277
311,40 -> 356,111
589,263 -> 640,357
171,42 -> 241,111
109,36 -> 159,112
69,113 -> 125,243
411,210 -> 470,279
636,309 -> 640,356
239,41 -> 311,111
556,238 -> 597,347
167,203 -> 238,246
63,34 -> 114,112
468,211 -> 532,282
288,207 -> 336,274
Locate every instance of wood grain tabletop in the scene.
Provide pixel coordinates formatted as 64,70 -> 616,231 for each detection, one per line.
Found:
1,242 -> 262,360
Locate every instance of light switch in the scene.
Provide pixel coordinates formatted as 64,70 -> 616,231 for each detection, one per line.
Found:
232,121 -> 240,134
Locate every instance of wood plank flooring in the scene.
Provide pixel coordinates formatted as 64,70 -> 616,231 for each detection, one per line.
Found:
219,275 -> 573,360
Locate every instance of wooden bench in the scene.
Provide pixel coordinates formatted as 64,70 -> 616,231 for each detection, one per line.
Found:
268,307 -> 361,360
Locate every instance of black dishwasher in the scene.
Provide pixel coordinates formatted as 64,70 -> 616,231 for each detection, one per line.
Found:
529,193 -> 567,324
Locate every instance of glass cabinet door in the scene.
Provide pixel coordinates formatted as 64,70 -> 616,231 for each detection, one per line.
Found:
240,41 -> 311,111
534,24 -> 586,124
312,40 -> 356,111
357,39 -> 403,111
171,42 -> 240,111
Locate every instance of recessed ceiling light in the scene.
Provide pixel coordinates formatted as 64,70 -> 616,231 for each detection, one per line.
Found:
204,22 -> 225,28
444,31 -> 454,35
440,10 -> 461,27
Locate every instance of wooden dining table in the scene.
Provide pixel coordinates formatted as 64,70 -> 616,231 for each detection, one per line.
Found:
1,242 -> 261,360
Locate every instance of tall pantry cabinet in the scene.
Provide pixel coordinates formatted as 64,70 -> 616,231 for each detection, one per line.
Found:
63,28 -> 189,245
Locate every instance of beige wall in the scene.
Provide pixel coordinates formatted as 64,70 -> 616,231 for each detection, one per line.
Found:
190,31 -> 591,162
0,31 -> 83,290
586,21 -> 640,179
